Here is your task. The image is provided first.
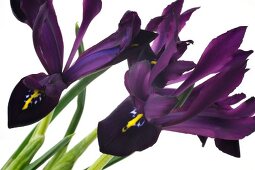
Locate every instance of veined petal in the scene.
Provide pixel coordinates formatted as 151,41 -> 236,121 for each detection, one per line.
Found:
64,0 -> 102,71
178,7 -> 199,32
157,58 -> 247,126
152,0 -> 183,54
145,94 -> 177,121
33,1 -> 64,74
10,0 -> 46,27
63,11 -> 142,84
154,60 -> 195,87
217,93 -> 246,106
80,11 -> 141,58
98,97 -> 161,156
162,113 -> 255,140
124,61 -> 151,102
8,73 -> 62,128
145,16 -> 164,32
175,27 -> 248,95
63,47 -> 119,84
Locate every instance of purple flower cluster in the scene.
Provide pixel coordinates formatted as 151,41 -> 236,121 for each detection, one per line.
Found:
98,0 -> 255,157
8,0 -> 155,127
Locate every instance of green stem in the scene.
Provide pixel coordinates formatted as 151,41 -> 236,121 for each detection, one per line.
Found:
33,112 -> 53,136
87,154 -> 114,170
2,69 -> 106,170
24,135 -> 73,170
50,128 -> 97,170
44,23 -> 88,170
44,90 -> 86,169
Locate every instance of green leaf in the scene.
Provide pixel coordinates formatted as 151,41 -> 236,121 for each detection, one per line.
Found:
174,85 -> 194,108
24,135 -> 73,170
49,129 -> 97,170
5,135 -> 44,170
103,156 -> 127,169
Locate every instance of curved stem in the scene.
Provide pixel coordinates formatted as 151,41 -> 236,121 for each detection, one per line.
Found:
87,154 -> 114,170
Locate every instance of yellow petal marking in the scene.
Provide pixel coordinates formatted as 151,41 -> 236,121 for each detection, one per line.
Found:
122,113 -> 144,133
150,60 -> 157,65
22,90 -> 41,110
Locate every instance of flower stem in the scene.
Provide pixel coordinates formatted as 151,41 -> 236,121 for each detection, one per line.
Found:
3,112 -> 53,170
49,128 -> 97,170
87,154 -> 114,170
44,90 -> 86,169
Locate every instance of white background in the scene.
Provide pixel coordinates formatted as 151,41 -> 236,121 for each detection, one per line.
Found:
1,0 -> 255,169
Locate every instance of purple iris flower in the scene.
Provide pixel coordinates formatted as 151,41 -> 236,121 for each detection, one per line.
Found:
98,0 -> 255,157
8,0 -> 156,128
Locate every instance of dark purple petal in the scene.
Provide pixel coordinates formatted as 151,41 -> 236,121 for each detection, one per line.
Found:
63,47 -> 119,84
215,139 -> 240,157
11,0 -> 46,27
217,93 -> 246,106
198,136 -> 207,147
117,30 -> 157,67
145,16 -> 164,31
124,61 -> 151,102
98,97 -> 161,156
8,74 -> 62,128
162,112 -> 255,140
229,97 -> 255,117
63,11 -> 142,83
157,58 -> 247,126
167,71 -> 192,85
80,11 -> 141,58
64,0 -> 102,71
175,27 -> 248,95
151,6 -> 178,54
144,94 -> 177,121
149,42 -> 177,85
154,60 -> 195,87
33,1 -> 64,74
178,7 -> 199,32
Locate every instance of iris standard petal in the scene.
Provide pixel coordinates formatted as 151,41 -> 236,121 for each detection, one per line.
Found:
175,27 -> 248,95
154,60 -> 195,87
64,0 -> 102,71
217,93 -> 246,107
151,0 -> 183,54
124,61 -> 151,102
63,47 -> 119,84
33,1 -> 64,74
80,11 -> 141,58
8,74 -> 61,128
144,94 -> 177,121
63,12 -> 143,84
178,7 -> 199,32
145,16 -> 164,32
98,97 -> 161,156
10,0 -> 46,27
156,58 -> 247,126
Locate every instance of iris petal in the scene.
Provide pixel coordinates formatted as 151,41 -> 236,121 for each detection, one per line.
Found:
98,97 -> 161,156
175,27 -> 248,95
10,0 -> 46,27
215,139 -> 240,157
63,11 -> 142,84
162,113 -> 255,140
8,75 -> 60,128
64,0 -> 102,71
178,7 -> 199,32
124,61 -> 151,102
145,94 -> 177,121
33,1 -> 64,74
